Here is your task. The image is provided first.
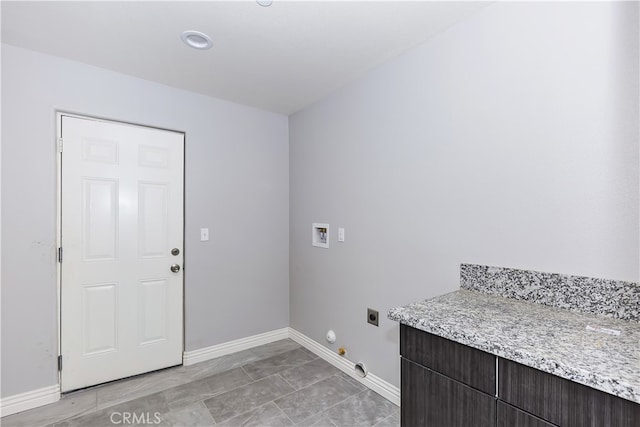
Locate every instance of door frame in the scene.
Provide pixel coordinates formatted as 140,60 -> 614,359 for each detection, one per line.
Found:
55,111 -> 187,389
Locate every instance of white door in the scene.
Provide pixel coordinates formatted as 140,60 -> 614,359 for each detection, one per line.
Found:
60,115 -> 184,392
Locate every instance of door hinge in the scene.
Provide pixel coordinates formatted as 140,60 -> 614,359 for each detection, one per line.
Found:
58,355 -> 62,371
57,137 -> 63,153
58,247 -> 63,263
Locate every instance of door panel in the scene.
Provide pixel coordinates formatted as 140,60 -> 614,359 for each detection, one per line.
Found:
138,182 -> 169,258
138,278 -> 169,345
138,144 -> 169,168
82,282 -> 118,355
82,178 -> 119,261
82,137 -> 119,164
60,115 -> 184,392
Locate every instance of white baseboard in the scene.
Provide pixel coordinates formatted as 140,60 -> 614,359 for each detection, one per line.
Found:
183,327 -> 400,406
183,327 -> 290,366
288,328 -> 400,407
3,326 -> 398,417
0,384 -> 60,417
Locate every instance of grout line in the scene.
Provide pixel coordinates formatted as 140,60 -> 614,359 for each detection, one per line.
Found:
210,397 -> 287,425
239,365 -> 257,382
293,380 -> 363,426
195,400 -> 217,425
276,373 -> 297,391
205,377 -> 261,403
270,375 -> 298,401
281,362 -> 343,392
272,401 -> 296,426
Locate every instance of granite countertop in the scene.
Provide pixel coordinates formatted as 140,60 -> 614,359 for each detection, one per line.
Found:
388,288 -> 640,404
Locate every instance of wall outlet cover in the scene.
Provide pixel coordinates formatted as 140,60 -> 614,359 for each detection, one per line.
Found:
367,308 -> 379,327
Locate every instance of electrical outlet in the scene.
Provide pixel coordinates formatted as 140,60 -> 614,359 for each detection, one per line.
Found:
367,308 -> 379,327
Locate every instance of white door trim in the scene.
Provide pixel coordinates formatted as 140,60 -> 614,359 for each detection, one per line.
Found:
55,112 -> 186,391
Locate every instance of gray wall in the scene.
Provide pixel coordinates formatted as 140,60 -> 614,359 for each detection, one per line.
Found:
2,0 -> 639,400
289,2 -> 639,387
1,45 -> 290,397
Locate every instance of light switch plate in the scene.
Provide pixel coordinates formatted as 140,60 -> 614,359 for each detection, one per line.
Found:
200,228 -> 209,241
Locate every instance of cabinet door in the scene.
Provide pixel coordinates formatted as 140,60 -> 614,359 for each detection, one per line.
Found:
401,324 -> 496,395
498,401 -> 557,427
402,356 -> 427,426
499,358 -> 640,427
402,358 -> 496,427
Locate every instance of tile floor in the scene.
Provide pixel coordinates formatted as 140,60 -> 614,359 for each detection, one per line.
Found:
1,339 -> 399,427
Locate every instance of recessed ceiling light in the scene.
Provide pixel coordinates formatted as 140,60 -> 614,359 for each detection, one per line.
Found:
257,0 -> 273,7
181,31 -> 213,50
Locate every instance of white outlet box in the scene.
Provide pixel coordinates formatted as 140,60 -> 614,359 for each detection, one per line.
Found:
200,228 -> 209,241
312,223 -> 329,248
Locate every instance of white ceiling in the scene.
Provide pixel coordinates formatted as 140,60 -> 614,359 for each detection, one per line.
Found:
1,1 -> 490,115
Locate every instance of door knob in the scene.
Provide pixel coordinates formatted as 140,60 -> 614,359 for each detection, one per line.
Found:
170,264 -> 181,273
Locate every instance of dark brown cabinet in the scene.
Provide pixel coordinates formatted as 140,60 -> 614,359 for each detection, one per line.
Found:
402,358 -> 496,426
401,325 -> 497,426
400,325 -> 640,427
497,402 -> 556,427
499,358 -> 640,427
401,322 -> 495,395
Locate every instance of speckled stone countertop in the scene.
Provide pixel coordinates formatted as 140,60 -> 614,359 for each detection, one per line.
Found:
388,289 -> 640,404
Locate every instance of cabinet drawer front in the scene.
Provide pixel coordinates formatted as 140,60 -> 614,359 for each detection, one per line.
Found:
497,401 -> 557,427
402,358 -> 496,427
499,358 -> 640,427
401,324 -> 496,395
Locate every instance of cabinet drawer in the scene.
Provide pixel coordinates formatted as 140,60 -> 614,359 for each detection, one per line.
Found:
402,358 -> 496,427
499,358 -> 640,427
401,324 -> 496,395
497,401 -> 557,427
